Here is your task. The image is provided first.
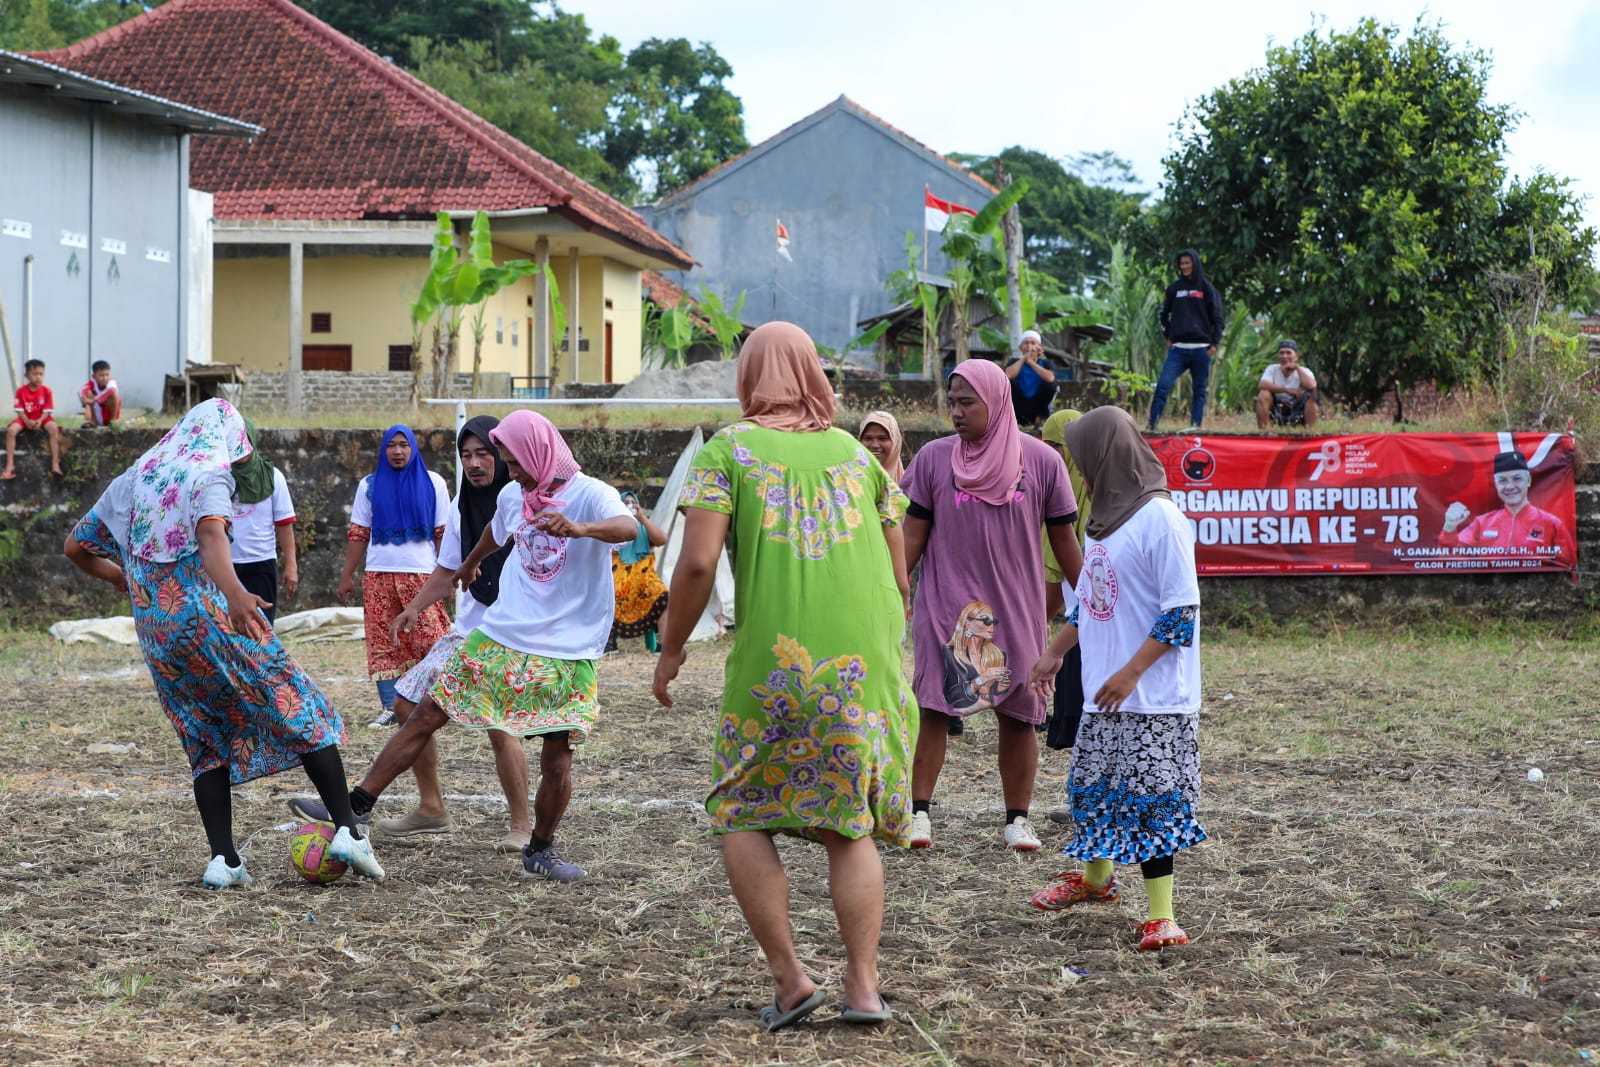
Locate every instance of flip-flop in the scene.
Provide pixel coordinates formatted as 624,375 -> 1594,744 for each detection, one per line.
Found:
838,996 -> 893,1025
759,988 -> 825,1032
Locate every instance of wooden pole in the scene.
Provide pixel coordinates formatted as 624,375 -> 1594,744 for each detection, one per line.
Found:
567,245 -> 580,382
532,237 -> 550,392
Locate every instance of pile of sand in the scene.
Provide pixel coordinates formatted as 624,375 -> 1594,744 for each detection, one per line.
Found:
614,360 -> 738,400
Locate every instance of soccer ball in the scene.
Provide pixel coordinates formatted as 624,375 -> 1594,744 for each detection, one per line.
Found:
289,821 -> 347,884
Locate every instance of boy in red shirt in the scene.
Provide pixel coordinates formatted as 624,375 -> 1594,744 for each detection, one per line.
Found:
79,360 -> 122,428
4,359 -> 62,479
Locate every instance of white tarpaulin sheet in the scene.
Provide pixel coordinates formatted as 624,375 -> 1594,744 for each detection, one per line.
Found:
654,428 -> 735,643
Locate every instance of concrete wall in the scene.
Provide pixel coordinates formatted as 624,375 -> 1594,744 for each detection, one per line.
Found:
5,426 -> 1597,627
0,87 -> 188,410
213,244 -> 638,385
240,370 -> 511,412
640,104 -> 993,351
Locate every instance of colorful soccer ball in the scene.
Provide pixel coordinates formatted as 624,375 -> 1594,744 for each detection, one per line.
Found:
289,822 -> 347,884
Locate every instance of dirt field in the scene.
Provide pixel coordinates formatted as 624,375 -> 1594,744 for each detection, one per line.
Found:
1,625 -> 1596,1066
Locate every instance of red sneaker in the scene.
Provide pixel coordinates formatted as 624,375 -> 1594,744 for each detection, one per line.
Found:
1137,919 -> 1189,952
1028,871 -> 1119,911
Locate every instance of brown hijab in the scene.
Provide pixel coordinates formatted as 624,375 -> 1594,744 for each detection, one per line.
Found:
735,321 -> 836,432
1063,405 -> 1170,541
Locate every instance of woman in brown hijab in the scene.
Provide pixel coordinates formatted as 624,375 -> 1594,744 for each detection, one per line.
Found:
1023,406 -> 1206,953
654,322 -> 914,1030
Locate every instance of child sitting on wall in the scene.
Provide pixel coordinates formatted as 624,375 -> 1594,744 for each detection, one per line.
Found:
80,360 -> 122,428
4,358 -> 62,479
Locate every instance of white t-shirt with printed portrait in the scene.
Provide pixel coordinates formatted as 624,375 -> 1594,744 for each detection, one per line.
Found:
476,475 -> 632,660
230,468 -> 296,565
349,470 -> 452,574
1075,497 -> 1202,717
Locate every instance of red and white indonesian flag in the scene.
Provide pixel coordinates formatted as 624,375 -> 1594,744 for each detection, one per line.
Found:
776,218 -> 792,261
925,188 -> 977,233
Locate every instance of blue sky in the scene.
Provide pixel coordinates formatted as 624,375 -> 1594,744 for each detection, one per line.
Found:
570,0 -> 1600,234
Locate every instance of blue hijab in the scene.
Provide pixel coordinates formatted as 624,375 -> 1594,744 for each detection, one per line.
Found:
367,425 -> 435,545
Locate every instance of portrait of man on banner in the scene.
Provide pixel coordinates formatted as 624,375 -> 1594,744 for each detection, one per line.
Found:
1438,447 -> 1575,562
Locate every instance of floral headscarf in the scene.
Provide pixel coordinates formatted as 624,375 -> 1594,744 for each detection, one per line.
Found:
128,399 -> 251,562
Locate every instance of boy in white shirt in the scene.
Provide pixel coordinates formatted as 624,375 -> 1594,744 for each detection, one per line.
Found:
228,418 -> 297,623
322,412 -> 635,883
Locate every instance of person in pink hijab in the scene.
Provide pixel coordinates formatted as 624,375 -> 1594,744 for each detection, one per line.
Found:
901,358 -> 1084,854
312,409 -> 637,885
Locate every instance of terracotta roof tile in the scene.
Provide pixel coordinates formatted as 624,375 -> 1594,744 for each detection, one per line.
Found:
37,0 -> 691,267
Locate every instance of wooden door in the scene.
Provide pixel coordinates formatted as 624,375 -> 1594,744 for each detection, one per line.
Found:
604,322 -> 614,382
302,345 -> 352,371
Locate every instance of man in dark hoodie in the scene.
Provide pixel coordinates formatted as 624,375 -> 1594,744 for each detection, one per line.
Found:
1150,248 -> 1224,430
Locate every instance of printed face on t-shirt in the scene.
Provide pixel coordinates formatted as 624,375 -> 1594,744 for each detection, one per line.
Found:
515,523 -> 567,582
1494,469 -> 1531,509
1083,546 -> 1119,621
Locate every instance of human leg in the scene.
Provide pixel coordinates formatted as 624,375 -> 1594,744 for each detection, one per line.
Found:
491,729 -> 531,834
996,712 -> 1039,814
1303,391 -> 1320,428
392,696 -> 447,818
355,698 -> 450,802
299,744 -> 386,881
1146,347 -> 1187,429
2,422 -> 18,476
192,766 -> 240,867
530,732 -> 574,845
1255,388 -> 1274,429
1187,349 -> 1213,427
819,830 -> 885,1013
910,709 -> 949,846
46,420 -> 62,473
720,830 -> 817,1013
1137,852 -> 1187,950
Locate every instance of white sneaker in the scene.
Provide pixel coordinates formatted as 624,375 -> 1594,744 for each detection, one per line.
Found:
328,826 -> 386,881
909,810 -> 932,849
1003,817 -> 1041,852
202,854 -> 253,889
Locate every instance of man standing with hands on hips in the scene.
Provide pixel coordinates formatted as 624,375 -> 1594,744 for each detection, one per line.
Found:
1149,248 -> 1224,431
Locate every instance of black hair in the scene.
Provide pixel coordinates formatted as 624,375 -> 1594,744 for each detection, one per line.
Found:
23,359 -> 44,372
92,360 -> 111,372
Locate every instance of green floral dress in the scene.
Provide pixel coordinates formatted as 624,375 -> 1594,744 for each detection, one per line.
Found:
681,422 -> 917,845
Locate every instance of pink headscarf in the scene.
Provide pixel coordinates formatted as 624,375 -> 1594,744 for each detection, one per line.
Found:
948,359 -> 1023,506
735,321 -> 836,432
489,410 -> 581,520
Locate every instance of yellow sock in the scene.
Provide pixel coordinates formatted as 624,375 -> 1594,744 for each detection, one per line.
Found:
1144,874 -> 1175,922
1084,859 -> 1114,888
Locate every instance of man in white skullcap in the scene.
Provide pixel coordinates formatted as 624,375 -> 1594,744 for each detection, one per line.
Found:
1005,329 -> 1058,427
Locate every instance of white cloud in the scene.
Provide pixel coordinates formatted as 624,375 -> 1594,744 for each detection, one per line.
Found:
571,0 -> 1600,236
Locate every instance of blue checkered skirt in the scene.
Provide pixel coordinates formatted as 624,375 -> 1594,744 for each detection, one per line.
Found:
1061,712 -> 1207,865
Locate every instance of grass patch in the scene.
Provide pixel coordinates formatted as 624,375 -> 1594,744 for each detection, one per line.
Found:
0,627 -> 1595,1063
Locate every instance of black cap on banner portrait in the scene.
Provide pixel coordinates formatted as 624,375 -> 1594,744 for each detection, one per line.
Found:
1493,451 -> 1530,474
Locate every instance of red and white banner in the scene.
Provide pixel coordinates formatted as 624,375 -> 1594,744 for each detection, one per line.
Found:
1146,432 -> 1579,576
924,187 -> 977,233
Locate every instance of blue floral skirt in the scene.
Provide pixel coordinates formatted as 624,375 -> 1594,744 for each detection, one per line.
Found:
1061,712 -> 1207,865
73,509 -> 345,785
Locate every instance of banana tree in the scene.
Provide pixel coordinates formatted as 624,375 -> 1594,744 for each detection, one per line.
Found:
642,300 -> 702,369
885,232 -> 944,381
460,212 -> 539,397
696,287 -> 748,360
815,320 -> 893,385
408,216 -> 457,409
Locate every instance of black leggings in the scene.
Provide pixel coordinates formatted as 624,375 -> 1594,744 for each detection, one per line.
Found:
192,744 -> 363,866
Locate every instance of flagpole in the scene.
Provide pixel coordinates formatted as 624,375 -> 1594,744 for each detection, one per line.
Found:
922,185 -> 930,274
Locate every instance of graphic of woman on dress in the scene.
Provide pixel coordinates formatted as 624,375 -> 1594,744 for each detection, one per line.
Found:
941,600 -> 1012,714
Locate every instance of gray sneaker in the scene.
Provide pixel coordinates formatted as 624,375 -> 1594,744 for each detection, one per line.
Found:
369,708 -> 397,727
521,843 -> 585,883
286,796 -> 370,828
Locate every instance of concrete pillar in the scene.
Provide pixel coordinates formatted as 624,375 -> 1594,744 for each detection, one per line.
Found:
286,239 -> 303,414
532,237 -> 550,386
567,246 -> 580,381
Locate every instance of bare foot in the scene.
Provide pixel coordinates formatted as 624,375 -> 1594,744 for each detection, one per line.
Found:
50,467 -> 64,478
1,469 -> 14,480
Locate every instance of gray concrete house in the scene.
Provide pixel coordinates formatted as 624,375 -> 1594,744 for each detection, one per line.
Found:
0,51 -> 256,412
639,95 -> 995,355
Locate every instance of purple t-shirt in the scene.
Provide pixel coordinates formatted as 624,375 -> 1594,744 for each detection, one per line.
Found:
905,435 -> 1076,724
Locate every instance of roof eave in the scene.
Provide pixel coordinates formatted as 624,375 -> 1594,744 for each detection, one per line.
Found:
2,48 -> 259,136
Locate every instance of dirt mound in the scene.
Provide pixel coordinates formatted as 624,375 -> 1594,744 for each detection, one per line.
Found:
614,360 -> 737,400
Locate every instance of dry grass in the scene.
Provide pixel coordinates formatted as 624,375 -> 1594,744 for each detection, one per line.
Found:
1,627 -> 1596,1065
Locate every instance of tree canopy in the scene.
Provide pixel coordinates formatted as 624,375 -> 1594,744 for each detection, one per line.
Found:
1152,18 -> 1595,409
951,148 -> 1146,294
